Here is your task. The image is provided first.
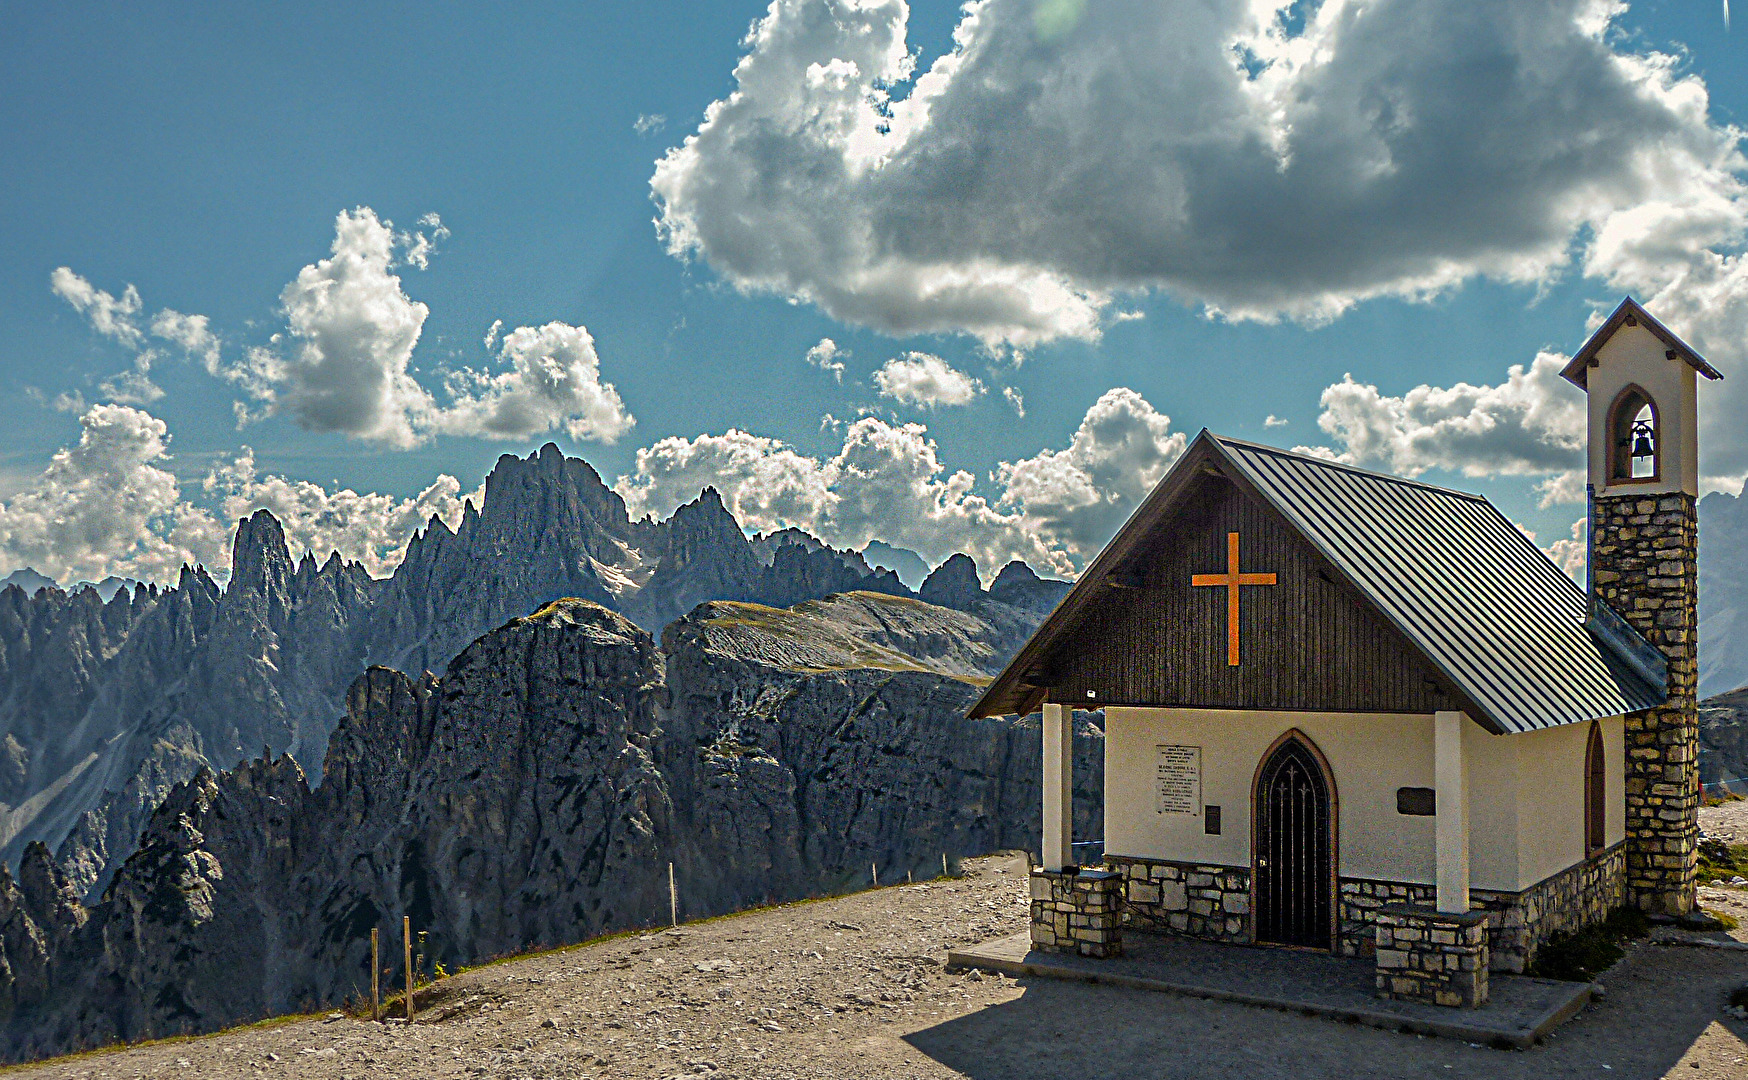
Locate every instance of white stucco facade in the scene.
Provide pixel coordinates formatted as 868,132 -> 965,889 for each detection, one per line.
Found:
1583,321 -> 1700,498
1103,706 -> 1624,895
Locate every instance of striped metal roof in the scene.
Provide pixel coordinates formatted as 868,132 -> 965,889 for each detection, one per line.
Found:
1211,436 -> 1664,734
969,432 -> 1666,733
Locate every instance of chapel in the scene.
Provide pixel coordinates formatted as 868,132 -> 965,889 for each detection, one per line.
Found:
969,298 -> 1722,1008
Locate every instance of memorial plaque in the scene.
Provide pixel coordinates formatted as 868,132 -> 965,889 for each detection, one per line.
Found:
1155,744 -> 1202,815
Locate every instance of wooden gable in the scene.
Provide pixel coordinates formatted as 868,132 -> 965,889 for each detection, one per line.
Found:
1039,472 -> 1459,715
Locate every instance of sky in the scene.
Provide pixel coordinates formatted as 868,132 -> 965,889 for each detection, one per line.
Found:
1,0 -> 1746,586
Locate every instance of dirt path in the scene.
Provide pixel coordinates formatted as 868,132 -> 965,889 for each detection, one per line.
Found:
11,854 -> 1747,1080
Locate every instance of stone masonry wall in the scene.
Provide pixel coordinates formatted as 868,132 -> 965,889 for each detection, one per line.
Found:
1591,493 -> 1699,916
1375,906 -> 1490,1009
1105,857 -> 1250,943
1029,869 -> 1123,957
1338,878 -> 1435,957
1471,843 -> 1625,973
1339,846 -> 1624,971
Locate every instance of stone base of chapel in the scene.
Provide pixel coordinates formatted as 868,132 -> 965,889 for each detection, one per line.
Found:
1029,868 -> 1124,957
1104,844 -> 1624,973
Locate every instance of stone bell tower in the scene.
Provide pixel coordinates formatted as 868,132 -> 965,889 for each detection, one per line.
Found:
1562,297 -> 1722,916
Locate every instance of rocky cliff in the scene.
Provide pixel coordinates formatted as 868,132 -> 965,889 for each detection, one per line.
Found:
0,444 -> 1066,904
0,593 -> 1101,1062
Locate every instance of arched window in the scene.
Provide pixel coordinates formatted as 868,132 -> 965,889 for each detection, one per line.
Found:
1584,722 -> 1606,855
1609,386 -> 1658,481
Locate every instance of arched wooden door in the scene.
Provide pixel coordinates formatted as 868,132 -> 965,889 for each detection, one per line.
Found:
1252,732 -> 1336,949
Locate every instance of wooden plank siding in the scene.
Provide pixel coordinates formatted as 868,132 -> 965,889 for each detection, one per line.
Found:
1042,474 -> 1457,714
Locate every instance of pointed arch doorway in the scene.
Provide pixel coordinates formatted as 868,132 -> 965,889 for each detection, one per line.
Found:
1251,730 -> 1338,950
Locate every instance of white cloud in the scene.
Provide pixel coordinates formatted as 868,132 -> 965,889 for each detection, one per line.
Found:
397,212 -> 450,271
616,428 -> 836,533
1264,414 -> 1288,428
437,321 -> 635,443
652,0 -> 1748,350
616,386 -> 1186,575
1304,352 -> 1586,485
51,268 -> 144,347
218,208 -> 633,450
872,352 -> 983,408
805,337 -> 845,381
0,404 -> 226,584
252,207 -> 438,448
203,449 -> 478,577
1003,386 -> 1025,417
634,113 -> 667,136
995,387 -> 1187,557
483,319 -> 503,350
1541,518 -> 1588,582
150,309 -> 222,374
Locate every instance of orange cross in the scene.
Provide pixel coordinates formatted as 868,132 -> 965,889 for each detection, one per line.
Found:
1191,531 -> 1277,666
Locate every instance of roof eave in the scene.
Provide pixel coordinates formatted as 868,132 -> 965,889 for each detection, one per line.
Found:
1560,297 -> 1723,390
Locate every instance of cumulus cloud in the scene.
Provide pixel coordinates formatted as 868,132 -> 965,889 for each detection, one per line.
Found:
437,321 -> 635,443
51,268 -> 144,347
1003,386 -> 1025,417
994,387 -> 1188,557
805,337 -> 845,381
1542,518 -> 1588,582
617,386 -> 1186,575
1264,414 -> 1288,428
0,404 -> 226,584
652,0 -> 1748,349
203,449 -> 478,577
239,207 -> 438,448
872,352 -> 983,407
221,208 -> 633,449
0,403 -> 494,584
634,113 -> 667,136
1303,352 -> 1586,491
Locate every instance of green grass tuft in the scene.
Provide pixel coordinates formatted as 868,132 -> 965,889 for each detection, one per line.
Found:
1525,907 -> 1649,982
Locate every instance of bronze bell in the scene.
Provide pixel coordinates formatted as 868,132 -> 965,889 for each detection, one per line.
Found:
1632,428 -> 1654,458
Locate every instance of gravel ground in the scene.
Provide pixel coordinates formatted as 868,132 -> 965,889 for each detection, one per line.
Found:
10,853 -> 1747,1080
1702,799 -> 1748,844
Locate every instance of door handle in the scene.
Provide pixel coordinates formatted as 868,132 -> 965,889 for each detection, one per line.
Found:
1256,857 -> 1268,867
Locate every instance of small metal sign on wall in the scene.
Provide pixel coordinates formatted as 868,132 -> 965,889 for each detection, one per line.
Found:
1156,744 -> 1202,815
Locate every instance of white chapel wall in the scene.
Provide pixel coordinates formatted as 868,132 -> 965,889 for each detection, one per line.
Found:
1103,707 -> 1438,884
1105,707 -> 1620,894
1510,715 -> 1626,889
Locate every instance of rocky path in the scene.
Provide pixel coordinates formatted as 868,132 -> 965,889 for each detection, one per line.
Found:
10,854 -> 1747,1080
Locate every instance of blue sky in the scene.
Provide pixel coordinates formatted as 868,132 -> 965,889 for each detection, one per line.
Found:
2,0 -> 1745,584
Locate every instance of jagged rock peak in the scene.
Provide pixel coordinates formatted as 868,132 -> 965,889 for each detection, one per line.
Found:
919,553 -> 982,609
16,842 -> 84,941
230,509 -> 292,595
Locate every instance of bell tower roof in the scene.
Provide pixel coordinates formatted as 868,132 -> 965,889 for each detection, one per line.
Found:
1560,297 -> 1723,389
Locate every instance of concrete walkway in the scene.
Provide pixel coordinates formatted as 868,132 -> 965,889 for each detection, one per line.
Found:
947,931 -> 1593,1049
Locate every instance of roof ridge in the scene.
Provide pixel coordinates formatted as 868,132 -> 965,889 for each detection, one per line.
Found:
1209,434 -> 1491,503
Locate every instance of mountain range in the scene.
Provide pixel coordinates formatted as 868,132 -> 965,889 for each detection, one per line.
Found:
0,575 -> 1099,1061
0,444 -> 1068,910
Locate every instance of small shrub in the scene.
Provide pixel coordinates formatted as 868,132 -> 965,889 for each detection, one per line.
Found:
1697,841 -> 1748,886
1527,907 -> 1649,982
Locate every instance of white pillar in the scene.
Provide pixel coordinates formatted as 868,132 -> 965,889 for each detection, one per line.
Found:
1434,710 -> 1470,914
1041,701 -> 1072,871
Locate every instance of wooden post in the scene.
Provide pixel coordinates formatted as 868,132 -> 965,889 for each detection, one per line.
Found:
668,862 -> 677,928
403,915 -> 414,1022
942,853 -> 948,878
871,862 -> 878,887
370,927 -> 380,1022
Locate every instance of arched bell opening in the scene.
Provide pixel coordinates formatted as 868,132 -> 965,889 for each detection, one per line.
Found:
1608,385 -> 1659,482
